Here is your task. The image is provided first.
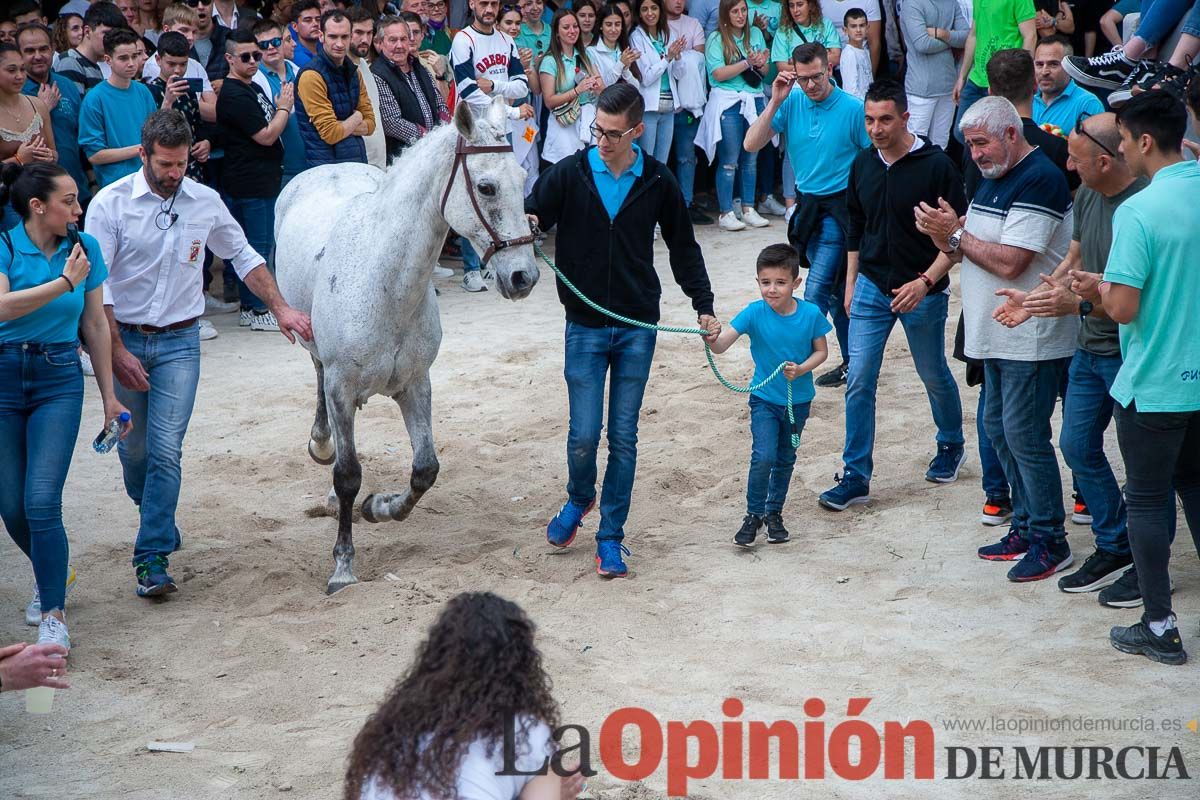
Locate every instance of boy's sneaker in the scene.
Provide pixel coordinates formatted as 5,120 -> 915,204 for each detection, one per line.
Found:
718,212 -> 746,231
1097,566 -> 1175,609
462,270 -> 488,292
1071,494 -> 1092,525
1007,539 -> 1073,582
26,565 -> 77,626
1063,46 -> 1137,90
734,514 -> 762,547
815,362 -> 849,388
595,541 -> 630,578
135,556 -> 178,598
239,308 -> 253,327
546,498 -> 595,548
978,528 -> 1028,561
36,615 -> 70,654
925,444 -> 967,483
818,474 -> 870,511
1058,549 -> 1132,593
1110,620 -> 1187,666
980,495 -> 1013,526
759,194 -> 787,216
764,512 -> 790,544
740,208 -> 770,228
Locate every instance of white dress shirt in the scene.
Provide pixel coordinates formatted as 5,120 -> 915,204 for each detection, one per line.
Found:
86,170 -> 264,327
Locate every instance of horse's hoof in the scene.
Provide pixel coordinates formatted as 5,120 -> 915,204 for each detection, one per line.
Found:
308,438 -> 335,465
325,575 -> 358,595
360,494 -> 383,523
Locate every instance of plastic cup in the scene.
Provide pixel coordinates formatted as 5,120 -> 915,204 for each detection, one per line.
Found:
25,687 -> 55,714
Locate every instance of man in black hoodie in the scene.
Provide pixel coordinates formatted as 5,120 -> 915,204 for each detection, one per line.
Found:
526,83 -> 719,579
819,80 -> 969,512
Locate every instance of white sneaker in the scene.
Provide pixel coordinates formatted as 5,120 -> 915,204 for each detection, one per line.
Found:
238,309 -> 252,327
37,614 -> 70,653
26,565 -> 77,627
480,268 -> 495,282
433,265 -> 454,278
718,212 -> 746,231
784,204 -> 796,223
198,319 -> 219,340
759,194 -> 787,216
250,310 -> 280,332
462,271 -> 488,292
79,349 -> 94,376
732,200 -> 743,221
204,294 -> 239,315
741,207 -> 771,228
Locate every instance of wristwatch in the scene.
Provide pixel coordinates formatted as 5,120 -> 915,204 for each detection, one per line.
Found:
947,227 -> 965,252
1079,300 -> 1094,317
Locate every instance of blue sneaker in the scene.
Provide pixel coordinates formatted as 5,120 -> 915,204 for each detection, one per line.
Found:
818,474 -> 870,511
925,444 -> 967,483
1007,539 -> 1073,582
546,498 -> 595,548
135,556 -> 178,597
978,527 -> 1028,561
595,541 -> 630,578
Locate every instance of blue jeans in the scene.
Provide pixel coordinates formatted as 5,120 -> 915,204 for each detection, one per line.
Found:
747,395 -> 811,515
226,196 -> 275,312
1182,0 -> 1200,38
639,109 -> 675,165
115,324 -> 201,566
982,358 -> 1071,544
802,213 -> 850,363
460,236 -> 481,274
1138,0 -> 1196,44
563,322 -> 656,543
673,111 -> 700,207
843,277 -> 963,484
952,78 -> 988,144
977,382 -> 1010,499
0,342 -> 83,613
1059,350 -> 1128,555
716,103 -> 758,213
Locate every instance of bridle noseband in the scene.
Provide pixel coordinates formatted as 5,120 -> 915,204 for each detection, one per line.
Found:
439,136 -> 537,267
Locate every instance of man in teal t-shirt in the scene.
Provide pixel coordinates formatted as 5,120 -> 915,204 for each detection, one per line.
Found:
78,29 -> 158,188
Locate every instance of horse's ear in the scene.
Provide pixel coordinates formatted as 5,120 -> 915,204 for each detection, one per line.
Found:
486,95 -> 509,132
453,99 -> 476,139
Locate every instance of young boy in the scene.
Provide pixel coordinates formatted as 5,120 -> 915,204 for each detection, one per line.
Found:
145,31 -> 209,182
840,8 -> 872,100
705,244 -> 831,547
78,28 -> 158,188
141,3 -> 218,121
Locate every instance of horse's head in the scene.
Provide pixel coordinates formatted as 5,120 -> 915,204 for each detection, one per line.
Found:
441,97 -> 540,301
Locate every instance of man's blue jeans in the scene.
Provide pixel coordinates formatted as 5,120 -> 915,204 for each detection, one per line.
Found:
563,322 -> 656,543
842,276 -> 963,484
716,103 -> 758,213
1059,349 -> 1129,555
0,342 -> 83,613
803,213 -> 850,363
747,395 -> 811,515
673,110 -> 700,207
226,196 -> 275,312
977,381 -> 1010,499
115,324 -> 201,566
982,357 -> 1071,544
952,79 -> 989,144
460,236 -> 481,274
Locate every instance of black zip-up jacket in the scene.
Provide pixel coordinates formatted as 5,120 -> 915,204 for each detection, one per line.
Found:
525,147 -> 715,328
845,137 -> 968,296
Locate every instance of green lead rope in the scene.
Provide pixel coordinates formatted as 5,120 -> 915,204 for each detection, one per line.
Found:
533,244 -> 800,447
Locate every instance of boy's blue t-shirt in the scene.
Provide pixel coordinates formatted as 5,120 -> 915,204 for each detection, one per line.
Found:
730,297 -> 831,406
78,79 -> 158,188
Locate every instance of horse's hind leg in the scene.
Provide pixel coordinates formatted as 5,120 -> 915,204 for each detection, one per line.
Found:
325,379 -> 362,594
361,373 -> 439,523
307,355 -> 335,465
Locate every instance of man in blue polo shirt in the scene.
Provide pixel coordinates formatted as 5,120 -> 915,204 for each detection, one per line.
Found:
1032,35 -> 1103,135
745,41 -> 871,389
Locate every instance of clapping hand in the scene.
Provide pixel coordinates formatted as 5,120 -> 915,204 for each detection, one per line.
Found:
277,81 -> 295,112
992,287 -> 1032,328
667,38 -> 685,60
914,198 -> 961,250
18,134 -> 54,163
1022,273 -> 1078,318
37,80 -> 61,110
1068,269 -> 1102,302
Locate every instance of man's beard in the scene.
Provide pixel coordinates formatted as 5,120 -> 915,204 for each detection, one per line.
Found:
978,144 -> 1012,179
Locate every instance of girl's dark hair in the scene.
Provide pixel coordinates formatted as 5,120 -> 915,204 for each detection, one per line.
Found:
0,162 -> 71,221
0,41 -> 18,61
342,592 -> 560,800
597,3 -> 640,81
547,8 -> 594,90
635,0 -> 668,42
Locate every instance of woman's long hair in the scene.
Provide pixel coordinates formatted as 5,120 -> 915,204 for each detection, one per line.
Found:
718,0 -> 752,65
597,3 -> 640,81
635,0 -> 669,43
547,8 -> 594,91
51,14 -> 81,54
783,0 -> 824,35
343,593 -> 560,800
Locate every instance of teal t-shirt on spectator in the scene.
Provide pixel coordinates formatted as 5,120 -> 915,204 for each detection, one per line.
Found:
771,18 -> 842,63
517,22 -> 552,61
705,27 -> 768,92
23,75 -> 91,204
731,297 -> 832,406
0,224 -> 108,343
771,85 -> 870,195
747,0 -> 782,37
78,79 -> 158,188
1032,80 -> 1104,134
539,51 -> 594,102
1104,161 -> 1200,413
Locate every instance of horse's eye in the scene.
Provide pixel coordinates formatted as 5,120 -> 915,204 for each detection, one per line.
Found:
477,181 -> 497,197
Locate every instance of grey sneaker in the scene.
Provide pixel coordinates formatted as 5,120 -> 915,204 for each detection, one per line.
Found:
37,615 -> 71,653
26,565 -> 77,626
462,270 -> 488,293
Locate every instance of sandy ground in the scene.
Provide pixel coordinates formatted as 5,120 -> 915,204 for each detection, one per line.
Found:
2,222 -> 1198,800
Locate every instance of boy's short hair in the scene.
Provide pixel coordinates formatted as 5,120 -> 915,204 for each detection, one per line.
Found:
84,2 -> 127,32
252,18 -> 283,39
756,244 -> 801,278
843,7 -> 868,25
103,26 -> 139,55
156,30 -> 190,58
162,3 -> 200,29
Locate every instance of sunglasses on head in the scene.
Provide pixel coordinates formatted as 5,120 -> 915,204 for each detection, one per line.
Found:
1076,111 -> 1116,158
257,36 -> 283,49
234,50 -> 263,63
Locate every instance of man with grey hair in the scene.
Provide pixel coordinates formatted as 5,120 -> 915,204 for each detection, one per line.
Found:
916,95 -> 1078,583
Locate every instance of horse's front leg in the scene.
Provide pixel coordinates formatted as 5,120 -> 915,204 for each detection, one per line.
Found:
361,374 -> 439,523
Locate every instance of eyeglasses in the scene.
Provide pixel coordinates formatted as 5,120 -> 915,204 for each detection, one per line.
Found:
234,50 -> 263,63
793,71 -> 826,86
257,36 -> 283,49
1076,111 -> 1116,158
589,123 -> 638,144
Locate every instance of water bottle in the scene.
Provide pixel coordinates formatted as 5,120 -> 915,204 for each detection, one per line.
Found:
93,412 -> 131,453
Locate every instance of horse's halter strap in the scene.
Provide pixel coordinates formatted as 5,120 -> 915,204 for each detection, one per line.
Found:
440,136 -> 536,267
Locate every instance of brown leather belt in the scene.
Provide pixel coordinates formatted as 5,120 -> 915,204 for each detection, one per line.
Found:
117,317 -> 198,334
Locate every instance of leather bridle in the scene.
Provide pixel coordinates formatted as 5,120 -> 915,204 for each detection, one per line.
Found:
439,136 -> 536,267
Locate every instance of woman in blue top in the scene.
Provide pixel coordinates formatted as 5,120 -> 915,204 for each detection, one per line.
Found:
0,162 -> 129,655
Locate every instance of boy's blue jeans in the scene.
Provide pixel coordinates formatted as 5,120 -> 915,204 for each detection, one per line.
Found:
747,395 -> 812,516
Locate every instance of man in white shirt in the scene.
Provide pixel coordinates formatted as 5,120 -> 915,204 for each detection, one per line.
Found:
86,110 -> 312,599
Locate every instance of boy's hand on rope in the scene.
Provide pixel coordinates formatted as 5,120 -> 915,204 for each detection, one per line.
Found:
783,361 -> 804,380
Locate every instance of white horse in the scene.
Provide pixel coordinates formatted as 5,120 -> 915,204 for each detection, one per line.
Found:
274,98 -> 539,594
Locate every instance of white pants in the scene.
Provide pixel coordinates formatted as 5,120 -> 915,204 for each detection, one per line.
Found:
907,94 -> 956,149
